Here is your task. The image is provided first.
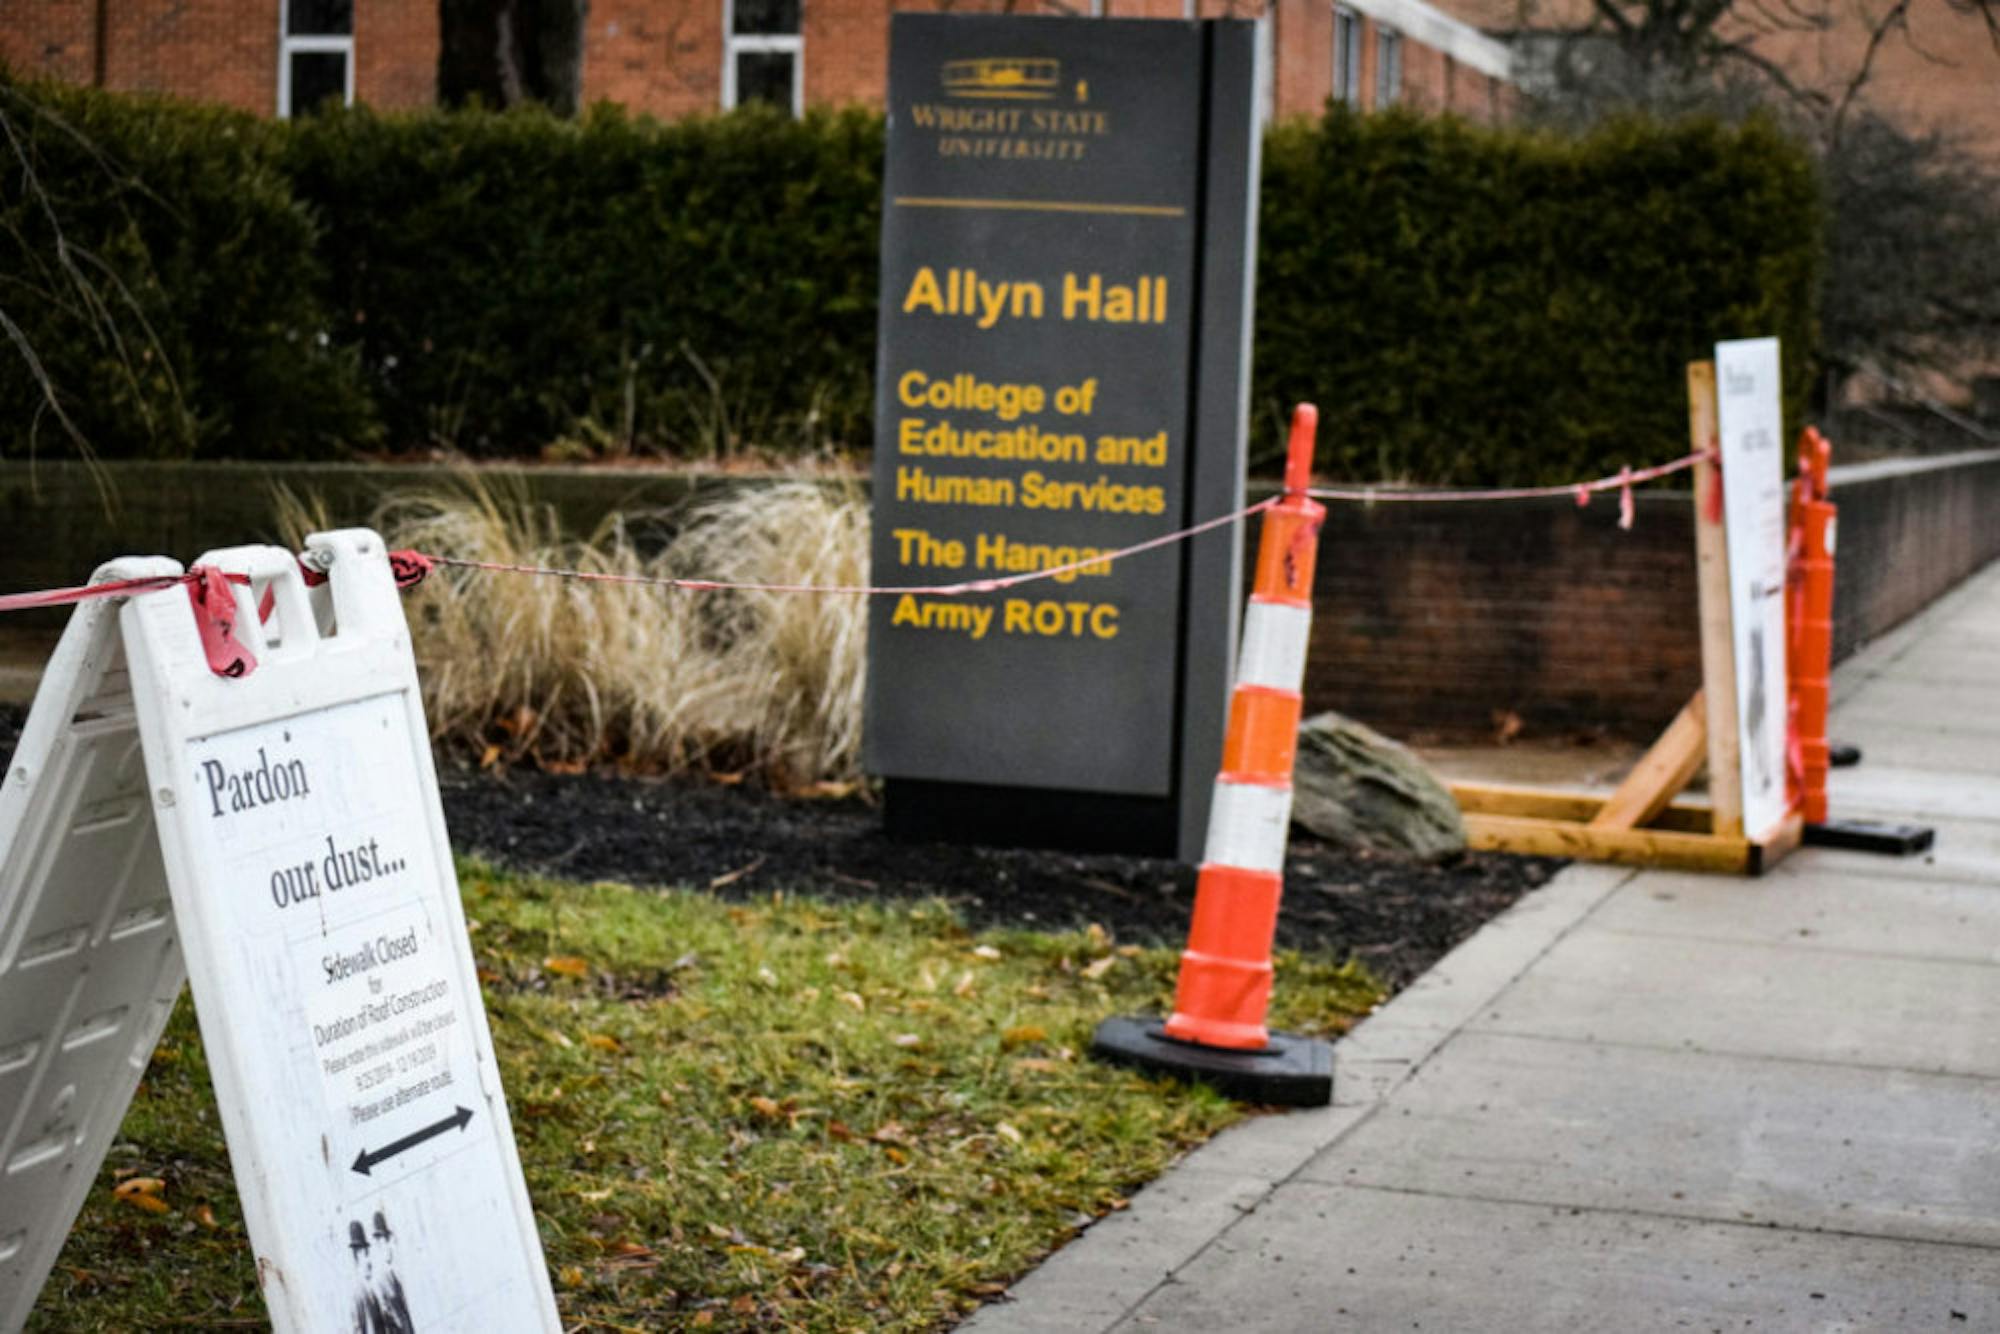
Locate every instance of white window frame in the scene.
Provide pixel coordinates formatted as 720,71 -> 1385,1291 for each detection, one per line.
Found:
277,3 -> 355,119
1331,5 -> 1361,106
721,0 -> 804,117
1375,25 -> 1403,106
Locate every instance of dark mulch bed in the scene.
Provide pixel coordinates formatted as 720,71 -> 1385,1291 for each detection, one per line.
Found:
0,706 -> 1559,988
436,759 -> 1564,987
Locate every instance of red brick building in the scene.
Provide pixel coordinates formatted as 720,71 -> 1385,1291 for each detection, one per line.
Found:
2,0 -> 1514,122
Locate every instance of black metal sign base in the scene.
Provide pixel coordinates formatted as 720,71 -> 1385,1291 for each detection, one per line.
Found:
883,777 -> 1176,858
1090,1016 -> 1332,1107
1804,819 -> 1935,855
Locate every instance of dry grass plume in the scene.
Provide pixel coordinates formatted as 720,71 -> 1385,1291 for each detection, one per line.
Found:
365,476 -> 867,786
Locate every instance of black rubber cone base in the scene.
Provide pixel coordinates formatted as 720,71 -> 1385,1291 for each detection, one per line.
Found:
1091,1016 -> 1332,1107
1805,819 -> 1935,855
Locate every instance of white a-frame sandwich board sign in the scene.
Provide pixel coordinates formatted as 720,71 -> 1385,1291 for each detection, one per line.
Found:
0,531 -> 559,1331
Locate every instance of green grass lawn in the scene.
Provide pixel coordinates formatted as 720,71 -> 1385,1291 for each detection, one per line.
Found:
31,863 -> 1382,1332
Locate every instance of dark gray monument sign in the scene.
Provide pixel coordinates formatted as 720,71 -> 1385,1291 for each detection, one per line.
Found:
865,14 -> 1259,859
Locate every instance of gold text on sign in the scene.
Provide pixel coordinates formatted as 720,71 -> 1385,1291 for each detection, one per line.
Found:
901,266 -> 1168,327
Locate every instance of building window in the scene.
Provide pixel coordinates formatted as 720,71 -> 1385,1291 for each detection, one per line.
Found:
1375,27 -> 1403,106
279,0 -> 354,118
1331,5 -> 1361,106
725,0 -> 803,116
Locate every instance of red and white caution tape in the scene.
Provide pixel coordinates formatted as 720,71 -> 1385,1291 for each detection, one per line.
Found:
1309,450 -> 1707,532
415,496 -> 1279,599
0,448 -> 1712,646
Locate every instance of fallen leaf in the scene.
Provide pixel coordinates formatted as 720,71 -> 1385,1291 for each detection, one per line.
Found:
1081,956 -> 1118,980
827,1120 -> 857,1142
113,1178 -> 168,1214
838,990 -> 866,1012
870,1121 -> 909,1145
1001,1024 -> 1047,1049
543,955 -> 590,980
692,1312 -> 715,1328
953,971 -> 976,998
799,779 -> 859,800
194,1204 -> 218,1229
749,1095 -> 785,1120
890,1033 -> 923,1049
1085,923 -> 1109,950
578,1188 -> 614,1202
584,1033 -> 622,1053
971,945 -> 1002,961
995,1123 -> 1024,1146
883,1146 -> 909,1165
731,1295 -> 757,1315
757,966 -> 779,987
479,743 -> 502,769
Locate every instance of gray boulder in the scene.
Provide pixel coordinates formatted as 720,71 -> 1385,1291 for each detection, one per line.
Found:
1291,712 -> 1466,860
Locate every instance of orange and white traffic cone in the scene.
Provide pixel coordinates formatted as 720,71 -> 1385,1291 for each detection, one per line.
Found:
1788,427 -> 1835,826
1091,404 -> 1334,1107
1791,427 -> 1934,855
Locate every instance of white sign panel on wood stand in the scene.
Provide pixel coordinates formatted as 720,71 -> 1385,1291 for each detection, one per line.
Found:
1714,337 -> 1790,841
0,529 -> 560,1331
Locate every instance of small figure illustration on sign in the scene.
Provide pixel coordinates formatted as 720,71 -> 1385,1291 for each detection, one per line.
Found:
348,1211 -> 416,1332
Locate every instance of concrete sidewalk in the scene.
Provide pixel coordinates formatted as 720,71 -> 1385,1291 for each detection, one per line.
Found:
971,560 -> 2000,1332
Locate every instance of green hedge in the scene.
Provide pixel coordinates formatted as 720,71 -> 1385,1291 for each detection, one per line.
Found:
281,102 -> 882,457
0,80 -> 375,460
1257,109 -> 1819,483
0,81 -> 1818,482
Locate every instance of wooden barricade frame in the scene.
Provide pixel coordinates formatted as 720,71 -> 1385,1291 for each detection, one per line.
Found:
1449,360 -> 1804,875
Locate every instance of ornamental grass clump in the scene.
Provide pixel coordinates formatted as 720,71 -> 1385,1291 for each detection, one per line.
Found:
373,477 -> 867,784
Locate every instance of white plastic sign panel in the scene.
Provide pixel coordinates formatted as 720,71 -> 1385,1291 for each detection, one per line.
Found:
119,532 -> 559,1333
0,559 -> 191,1331
1714,337 -> 1790,839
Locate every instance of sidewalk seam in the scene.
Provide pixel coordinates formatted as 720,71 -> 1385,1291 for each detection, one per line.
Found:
1316,1178 -> 2000,1257
1398,1024 -> 2000,1085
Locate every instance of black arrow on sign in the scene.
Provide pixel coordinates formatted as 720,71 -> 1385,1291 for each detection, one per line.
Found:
351,1105 -> 474,1176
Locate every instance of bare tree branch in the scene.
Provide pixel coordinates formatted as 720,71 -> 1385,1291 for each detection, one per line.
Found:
1828,0 -> 1910,147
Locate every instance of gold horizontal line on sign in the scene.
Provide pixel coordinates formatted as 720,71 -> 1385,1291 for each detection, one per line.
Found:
893,196 -> 1187,218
